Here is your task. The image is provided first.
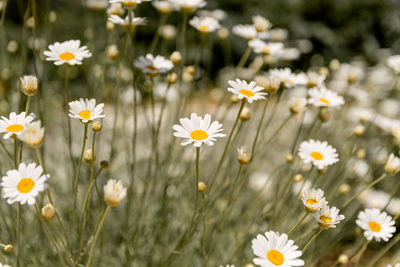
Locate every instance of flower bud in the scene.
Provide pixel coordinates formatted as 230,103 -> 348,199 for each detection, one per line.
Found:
319,108 -> 331,122
353,125 -> 365,136
198,182 -> 207,193
104,179 -> 127,207
170,51 -> 182,66
337,254 -> 348,264
329,59 -> 340,72
237,146 -> 251,164
84,149 -> 94,163
20,75 -> 38,96
356,149 -> 366,159
167,73 -> 178,84
240,107 -> 251,121
385,153 -> 400,175
285,154 -> 294,163
230,94 -> 239,103
106,21 -> 115,31
107,44 -> 119,60
92,121 -> 103,132
217,27 -> 229,39
42,204 -> 56,220
339,184 -> 350,195
289,97 -> 306,114
294,174 -> 303,182
4,244 -> 13,253
100,160 -> 109,169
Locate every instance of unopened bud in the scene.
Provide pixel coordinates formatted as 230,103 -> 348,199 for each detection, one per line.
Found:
198,182 -> 207,193
84,149 -> 94,163
240,107 -> 251,121
186,66 -> 195,75
217,27 -> 229,39
329,59 -> 340,72
170,51 -> 182,66
20,75 -> 38,96
356,149 -> 366,159
4,245 -> 13,253
100,160 -> 109,169
92,121 -> 103,132
237,146 -> 251,164
42,204 -> 56,220
107,44 -> 119,60
353,125 -> 365,136
338,254 -> 348,265
294,174 -> 303,182
339,184 -> 350,195
167,73 -> 178,84
230,94 -> 239,103
285,154 -> 294,163
319,108 -> 331,122
106,21 -> 115,31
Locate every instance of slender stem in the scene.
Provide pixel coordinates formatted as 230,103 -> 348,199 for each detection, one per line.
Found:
201,192 -> 207,260
0,250 -> 5,264
343,173 -> 387,208
264,114 -> 293,146
65,65 -> 75,175
13,137 -> 18,168
297,166 -> 314,197
302,228 -> 323,253
49,220 -> 72,265
149,13 -> 168,54
209,100 -> 245,192
24,95 -> 31,115
367,233 -> 400,267
288,212 -> 309,236
86,206 -> 111,267
353,240 -> 370,267
73,124 -> 89,210
16,203 -> 21,267
0,139 -> 12,161
251,99 -> 269,156
384,180 -> 400,210
0,0 -> 8,25
188,147 -> 200,235
194,34 -> 206,77
236,46 -> 252,70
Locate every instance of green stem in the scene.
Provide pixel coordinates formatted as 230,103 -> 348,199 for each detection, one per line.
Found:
24,95 -> 31,115
149,13 -> 168,54
366,233 -> 400,267
353,240 -> 370,267
86,206 -> 111,267
13,137 -> 18,168
264,114 -> 293,146
302,228 -> 323,253
251,99 -> 269,156
201,192 -> 207,260
288,212 -> 309,236
73,124 -> 89,211
65,65 -> 75,175
297,166 -> 314,197
16,203 -> 21,267
236,46 -> 252,70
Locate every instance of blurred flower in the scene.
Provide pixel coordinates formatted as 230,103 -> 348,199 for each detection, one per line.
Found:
108,14 -> 146,30
160,24 -> 177,40
314,206 -> 344,229
227,79 -> 267,103
1,162 -> 49,205
289,97 -> 307,114
308,87 -> 345,108
170,0 -> 206,12
387,55 -> 400,74
0,112 -> 35,139
248,39 -> 283,56
251,231 -> 304,266
18,121 -> 44,148
252,15 -> 271,33
198,9 -> 227,21
298,139 -> 339,169
232,25 -> 257,41
44,40 -> 92,65
107,3 -> 124,15
278,48 -> 301,61
356,208 -> 395,242
189,16 -> 220,34
20,75 -> 38,96
173,113 -> 225,147
86,0 -> 109,10
104,179 -> 127,207
109,0 -> 150,9
306,71 -> 325,88
385,153 -> 400,175
269,68 -> 307,88
237,146 -> 251,164
134,54 -> 173,76
301,188 -> 328,213
152,0 -> 174,14
69,98 -> 105,123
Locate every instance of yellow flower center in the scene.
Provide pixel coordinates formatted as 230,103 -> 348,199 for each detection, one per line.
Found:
6,124 -> 24,133
17,178 -> 35,193
79,110 -> 91,120
239,89 -> 255,97
262,46 -> 270,55
190,130 -> 208,140
310,151 -> 324,161
123,1 -> 137,8
267,249 -> 284,265
200,25 -> 209,32
320,216 -> 331,223
306,199 -> 317,205
319,97 -> 330,105
147,65 -> 158,71
59,52 -> 75,61
368,221 -> 381,232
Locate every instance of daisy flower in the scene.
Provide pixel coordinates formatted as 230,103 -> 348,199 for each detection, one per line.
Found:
387,55 -> 400,74
248,39 -> 283,56
109,0 -> 150,9
169,0 -> 206,12
104,179 -> 127,207
227,79 -> 267,103
198,9 -> 227,21
385,153 -> 400,175
252,15 -> 272,32
17,120 -> 44,148
314,205 -> 345,229
252,231 -> 304,267
152,0 -> 174,14
308,87 -> 345,108
1,162 -> 49,205
298,139 -> 339,169
232,24 -> 257,40
301,188 -> 328,213
387,264 -> 400,267
68,98 -> 105,123
173,113 -> 225,147
356,208 -> 396,242
44,40 -> 92,65
134,54 -> 173,76
269,68 -> 307,88
86,0 -> 109,10
189,16 -> 220,34
0,112 -> 35,139
108,14 -> 146,31
306,71 -> 326,88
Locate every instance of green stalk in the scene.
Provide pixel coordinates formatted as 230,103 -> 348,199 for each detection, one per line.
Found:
288,212 -> 309,236
236,46 -> 252,70
16,203 -> 21,267
302,228 -> 323,253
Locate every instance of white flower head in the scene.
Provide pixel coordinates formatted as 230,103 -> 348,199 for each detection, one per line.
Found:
269,68 -> 307,88
232,24 -> 257,40
387,55 -> 400,74
152,0 -> 174,13
44,40 -> 92,65
86,0 -> 109,10
227,79 -> 267,103
314,205 -> 345,229
289,97 -> 307,114
20,75 -> 38,96
301,188 -> 328,213
104,179 -> 127,207
252,15 -> 272,32
356,208 -> 396,242
68,98 -> 105,123
134,54 -> 173,76
108,14 -> 146,30
169,0 -> 206,12
385,153 -> 400,175
298,139 -> 339,169
189,16 -> 220,34
17,120 -> 44,148
173,113 -> 225,147
252,231 -> 304,267
1,162 -> 49,205
249,39 -> 283,56
109,0 -> 150,9
308,87 -> 345,108
306,71 -> 326,88
0,112 -> 35,139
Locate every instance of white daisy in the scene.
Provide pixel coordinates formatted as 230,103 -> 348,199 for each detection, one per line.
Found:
308,87 -> 344,108
189,16 -> 220,34
172,113 -> 225,147
387,264 -> 400,267
314,205 -> 345,229
306,71 -> 326,88
169,0 -> 206,12
289,97 -> 307,114
248,39 -> 283,56
152,0 -> 174,14
109,0 -> 150,9
356,208 -> 396,242
108,14 -> 146,30
1,162 -> 49,205
17,120 -> 44,148
104,179 -> 127,207
0,112 -> 35,139
387,55 -> 400,74
134,54 -> 173,76
298,139 -> 339,170
269,68 -> 307,88
227,79 -> 267,103
86,0 -> 109,10
301,188 -> 328,213
385,153 -> 400,175
68,98 -> 105,123
44,40 -> 92,66
197,9 -> 227,21
232,24 -> 257,40
252,15 -> 272,33
252,231 -> 304,267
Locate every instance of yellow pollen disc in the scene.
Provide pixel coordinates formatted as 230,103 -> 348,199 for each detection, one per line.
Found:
306,199 -> 317,205
147,65 -> 158,71
6,124 -> 24,133
262,46 -> 270,55
123,1 -> 137,8
239,89 -> 255,97
17,178 -> 35,193
200,25 -> 209,32
368,221 -> 381,232
310,151 -> 324,161
79,110 -> 91,120
319,97 -> 330,105
320,216 -> 331,223
267,249 -> 284,265
190,130 -> 208,140
59,52 -> 75,61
